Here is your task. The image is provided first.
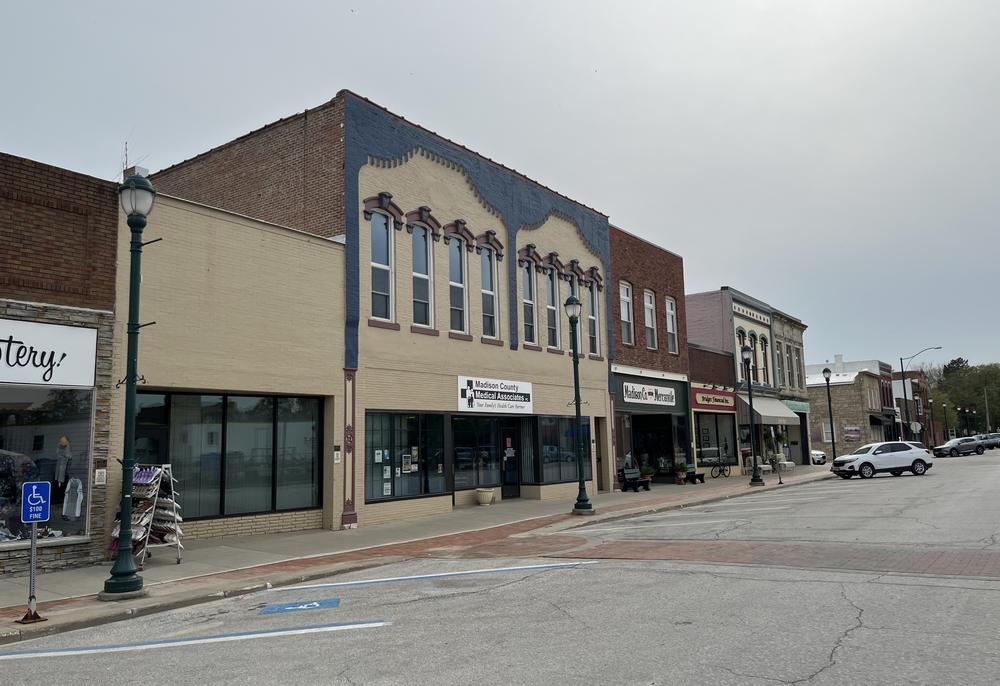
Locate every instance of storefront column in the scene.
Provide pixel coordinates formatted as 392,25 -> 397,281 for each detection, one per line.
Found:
341,368 -> 358,527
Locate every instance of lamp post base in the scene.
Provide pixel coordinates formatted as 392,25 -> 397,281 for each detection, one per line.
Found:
102,573 -> 145,596
572,506 -> 597,516
98,588 -> 148,602
749,474 -> 766,487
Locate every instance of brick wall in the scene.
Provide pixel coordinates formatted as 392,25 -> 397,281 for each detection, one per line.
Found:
684,290 -> 727,352
0,153 -> 118,310
151,97 -> 345,238
609,226 -> 688,375
183,509 -> 323,540
689,345 -> 735,387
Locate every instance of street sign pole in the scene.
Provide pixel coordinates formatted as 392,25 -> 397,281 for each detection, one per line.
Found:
17,481 -> 50,624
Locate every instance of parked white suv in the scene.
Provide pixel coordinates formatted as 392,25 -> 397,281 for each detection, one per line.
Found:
831,441 -> 934,479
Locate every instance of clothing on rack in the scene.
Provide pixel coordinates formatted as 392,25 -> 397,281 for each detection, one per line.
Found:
62,477 -> 84,519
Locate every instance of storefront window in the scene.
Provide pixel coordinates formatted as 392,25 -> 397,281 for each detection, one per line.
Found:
136,393 -> 322,519
538,416 -> 591,483
366,413 -> 447,501
0,387 -> 93,542
696,413 -> 737,466
453,416 -> 501,489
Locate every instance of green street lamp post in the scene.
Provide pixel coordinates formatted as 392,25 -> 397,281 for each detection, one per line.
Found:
928,398 -> 935,445
942,402 -> 949,440
564,296 -> 593,515
103,174 -> 156,596
898,346 -> 942,440
956,407 -> 963,436
743,346 -> 764,487
972,409 -> 978,434
823,367 -> 837,462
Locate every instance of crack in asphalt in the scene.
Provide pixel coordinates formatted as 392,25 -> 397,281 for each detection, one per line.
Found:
369,568 -> 555,609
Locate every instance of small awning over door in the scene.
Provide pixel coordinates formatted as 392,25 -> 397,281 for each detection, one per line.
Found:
737,394 -> 801,426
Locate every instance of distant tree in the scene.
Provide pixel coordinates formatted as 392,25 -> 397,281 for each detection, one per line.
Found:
943,357 -> 970,379
915,362 -> 944,388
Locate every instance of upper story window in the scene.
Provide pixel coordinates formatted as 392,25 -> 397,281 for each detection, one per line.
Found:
546,270 -> 560,348
569,276 -> 583,353
749,334 -> 759,383
522,263 -> 536,345
776,341 -> 785,387
411,225 -> 432,327
619,282 -> 634,346
449,238 -> 466,332
794,347 -> 804,388
481,248 -> 498,338
643,290 -> 657,349
370,212 -> 392,321
786,345 -> 795,388
760,337 -> 769,385
665,297 -> 678,354
587,281 -> 599,356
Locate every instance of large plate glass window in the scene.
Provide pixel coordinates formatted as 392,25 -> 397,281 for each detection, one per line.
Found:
449,239 -> 466,332
619,282 -> 633,345
522,263 -> 536,345
643,290 -> 657,349
538,416 -> 592,483
665,297 -> 678,353
696,413 -> 737,466
365,413 -> 446,502
453,416 -> 501,489
370,212 -> 393,321
481,247 -> 498,338
0,386 -> 94,543
411,225 -> 432,327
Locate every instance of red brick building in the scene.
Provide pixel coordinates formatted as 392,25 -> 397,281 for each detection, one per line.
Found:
608,226 -> 690,480
0,153 -> 118,574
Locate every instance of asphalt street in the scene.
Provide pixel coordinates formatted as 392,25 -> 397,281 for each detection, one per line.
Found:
3,453 -> 1000,685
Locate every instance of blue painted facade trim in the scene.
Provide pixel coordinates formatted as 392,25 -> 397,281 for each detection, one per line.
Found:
342,94 -> 613,375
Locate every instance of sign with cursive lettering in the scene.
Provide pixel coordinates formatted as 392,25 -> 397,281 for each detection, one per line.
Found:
0,318 -> 97,387
458,376 -> 533,414
622,382 -> 676,407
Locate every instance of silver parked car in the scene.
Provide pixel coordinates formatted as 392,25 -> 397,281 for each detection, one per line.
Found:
933,437 -> 983,457
976,433 -> 1000,449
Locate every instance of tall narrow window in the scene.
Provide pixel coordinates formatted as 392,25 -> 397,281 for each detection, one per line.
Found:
776,342 -> 785,387
587,282 -> 599,355
370,212 -> 392,320
449,239 -> 466,332
411,226 -> 431,327
664,297 -> 678,353
643,290 -> 657,349
749,334 -> 759,382
522,263 -> 536,344
569,276 -> 582,352
786,345 -> 794,388
737,330 -> 747,380
795,348 -> 804,389
481,248 -> 498,338
619,282 -> 633,345
546,270 -> 560,348
761,338 -> 769,385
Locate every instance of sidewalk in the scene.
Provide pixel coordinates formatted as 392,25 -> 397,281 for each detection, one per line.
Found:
0,465 -> 832,643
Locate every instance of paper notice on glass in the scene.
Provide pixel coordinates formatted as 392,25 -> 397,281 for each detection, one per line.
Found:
383,465 -> 391,479
411,460 -> 418,472
375,449 -> 383,463
402,454 -> 412,473
412,447 -> 419,460
383,482 -> 391,496
395,467 -> 401,477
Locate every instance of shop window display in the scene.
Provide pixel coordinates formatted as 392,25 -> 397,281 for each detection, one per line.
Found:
365,412 -> 447,502
536,416 -> 592,483
0,387 -> 93,543
452,416 -> 501,489
696,413 -> 738,466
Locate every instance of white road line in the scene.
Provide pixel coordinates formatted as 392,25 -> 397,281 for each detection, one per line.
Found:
721,497 -> 819,505
0,621 -> 388,661
672,506 -> 791,515
582,519 -> 734,534
268,561 -> 599,592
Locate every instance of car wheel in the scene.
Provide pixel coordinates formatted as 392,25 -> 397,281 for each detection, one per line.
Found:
950,449 -> 959,457
890,470 -> 903,476
912,460 -> 927,476
976,446 -> 985,455
859,463 -> 875,479
839,474 -> 852,479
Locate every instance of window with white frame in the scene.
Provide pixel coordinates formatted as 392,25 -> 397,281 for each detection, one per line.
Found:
481,247 -> 498,338
546,270 -> 560,348
643,290 -> 657,349
761,338 -> 769,385
786,346 -> 795,388
619,282 -> 634,345
522,263 -> 536,345
569,276 -> 583,352
370,212 -> 392,320
587,281 -> 599,355
411,225 -> 432,327
794,347 -> 804,388
749,334 -> 759,383
665,297 -> 678,353
822,422 -> 834,442
776,342 -> 785,387
448,238 -> 466,332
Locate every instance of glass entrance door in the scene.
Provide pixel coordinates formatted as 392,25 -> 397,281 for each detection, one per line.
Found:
500,419 -> 520,498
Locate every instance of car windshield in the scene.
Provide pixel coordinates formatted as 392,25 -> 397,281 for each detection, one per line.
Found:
850,444 -> 874,455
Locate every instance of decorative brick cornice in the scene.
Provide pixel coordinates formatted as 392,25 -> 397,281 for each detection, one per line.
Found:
405,206 -> 442,241
586,266 -> 604,291
474,229 -> 504,261
517,243 -> 546,272
363,192 -> 404,229
443,219 -> 476,250
545,252 -> 569,280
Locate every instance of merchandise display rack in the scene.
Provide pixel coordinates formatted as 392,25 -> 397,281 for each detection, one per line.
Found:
108,463 -> 183,567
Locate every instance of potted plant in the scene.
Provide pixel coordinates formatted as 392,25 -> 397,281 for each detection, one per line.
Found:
674,458 -> 687,484
640,465 -> 656,481
475,488 -> 495,505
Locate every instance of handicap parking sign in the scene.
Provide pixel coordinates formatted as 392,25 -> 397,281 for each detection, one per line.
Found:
21,482 -> 50,524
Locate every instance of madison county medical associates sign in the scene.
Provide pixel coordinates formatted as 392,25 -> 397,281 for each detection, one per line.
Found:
0,318 -> 97,387
622,382 -> 676,407
458,376 -> 533,414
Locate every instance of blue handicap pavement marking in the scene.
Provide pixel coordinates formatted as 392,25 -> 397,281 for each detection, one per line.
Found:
21,481 -> 50,524
260,597 -> 341,616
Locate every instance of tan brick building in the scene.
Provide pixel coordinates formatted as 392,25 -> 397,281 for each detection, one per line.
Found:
806,369 -> 886,458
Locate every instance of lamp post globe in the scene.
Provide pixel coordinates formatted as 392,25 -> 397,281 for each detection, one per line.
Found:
103,173 -> 156,596
743,346 -> 764,486
563,296 -> 592,515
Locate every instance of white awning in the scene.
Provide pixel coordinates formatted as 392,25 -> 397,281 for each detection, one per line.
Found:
737,394 -> 801,426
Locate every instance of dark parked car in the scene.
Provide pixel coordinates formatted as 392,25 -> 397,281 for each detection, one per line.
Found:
976,433 -> 1000,449
933,437 -> 983,457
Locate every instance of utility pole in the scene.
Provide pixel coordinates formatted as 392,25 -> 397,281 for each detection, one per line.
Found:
986,385 -> 992,432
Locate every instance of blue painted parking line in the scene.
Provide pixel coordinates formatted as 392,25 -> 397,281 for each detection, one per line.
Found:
260,597 -> 341,615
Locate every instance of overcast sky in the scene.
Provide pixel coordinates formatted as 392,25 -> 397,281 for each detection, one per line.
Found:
3,1 -> 996,366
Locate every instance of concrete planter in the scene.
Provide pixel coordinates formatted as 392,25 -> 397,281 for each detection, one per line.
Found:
475,488 -> 495,505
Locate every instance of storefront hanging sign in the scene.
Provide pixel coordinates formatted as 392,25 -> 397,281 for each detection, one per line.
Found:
458,376 -> 533,414
694,392 -> 735,409
0,318 -> 97,387
622,382 -> 676,407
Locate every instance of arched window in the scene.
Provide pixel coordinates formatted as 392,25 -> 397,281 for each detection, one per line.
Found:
448,238 -> 466,332
480,247 -> 498,338
546,269 -> 560,348
749,334 -> 759,383
760,337 -> 769,385
587,280 -> 600,356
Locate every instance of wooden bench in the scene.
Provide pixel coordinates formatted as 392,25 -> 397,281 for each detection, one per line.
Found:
619,468 -> 651,492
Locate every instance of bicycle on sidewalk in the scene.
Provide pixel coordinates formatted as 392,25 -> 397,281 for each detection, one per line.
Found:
710,460 -> 731,478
